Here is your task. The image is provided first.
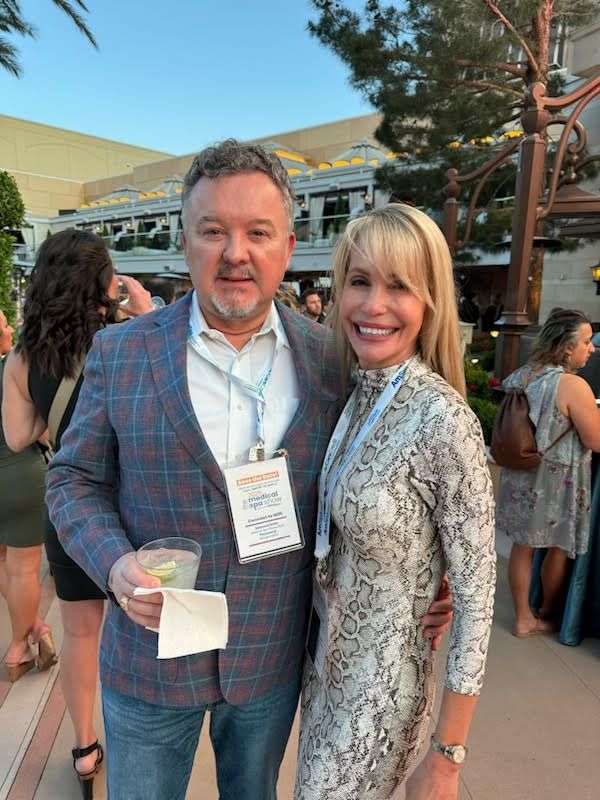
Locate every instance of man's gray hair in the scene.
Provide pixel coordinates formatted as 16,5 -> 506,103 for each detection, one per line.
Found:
181,139 -> 296,232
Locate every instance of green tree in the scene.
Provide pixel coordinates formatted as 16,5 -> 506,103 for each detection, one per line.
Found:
0,234 -> 15,326
309,1 -> 596,154
0,169 -> 25,228
0,170 -> 25,326
0,0 -> 97,77
308,1 -> 597,215
309,1 -> 598,320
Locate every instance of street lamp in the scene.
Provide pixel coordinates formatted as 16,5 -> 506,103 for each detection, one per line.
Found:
590,261 -> 600,295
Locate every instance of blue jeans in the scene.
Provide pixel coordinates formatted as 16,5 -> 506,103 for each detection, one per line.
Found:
102,680 -> 300,800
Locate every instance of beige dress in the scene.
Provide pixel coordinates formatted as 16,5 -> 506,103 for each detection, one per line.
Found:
295,357 -> 496,800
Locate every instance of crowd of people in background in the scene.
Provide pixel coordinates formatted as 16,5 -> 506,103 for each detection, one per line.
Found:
458,290 -> 504,332
275,284 -> 331,322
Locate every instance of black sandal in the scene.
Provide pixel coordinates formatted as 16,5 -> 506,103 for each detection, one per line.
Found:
72,740 -> 104,800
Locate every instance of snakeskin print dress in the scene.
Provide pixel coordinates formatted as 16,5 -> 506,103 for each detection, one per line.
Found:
295,357 -> 496,800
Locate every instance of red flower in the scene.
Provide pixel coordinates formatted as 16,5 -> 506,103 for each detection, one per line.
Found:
469,383 -> 477,392
488,377 -> 501,387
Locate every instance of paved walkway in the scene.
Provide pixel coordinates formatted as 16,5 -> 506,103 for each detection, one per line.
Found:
1,536 -> 599,799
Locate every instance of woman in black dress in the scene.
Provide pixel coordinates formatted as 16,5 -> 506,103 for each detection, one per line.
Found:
3,230 -> 151,798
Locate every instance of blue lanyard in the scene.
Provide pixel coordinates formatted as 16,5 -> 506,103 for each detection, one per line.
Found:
314,358 -> 413,559
187,320 -> 274,457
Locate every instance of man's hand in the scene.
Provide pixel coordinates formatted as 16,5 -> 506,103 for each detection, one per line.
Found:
421,574 -> 453,652
108,552 -> 163,629
117,275 -> 153,318
405,750 -> 460,799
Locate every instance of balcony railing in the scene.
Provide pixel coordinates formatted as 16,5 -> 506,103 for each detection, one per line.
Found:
102,229 -> 179,253
11,213 -> 355,268
100,213 -> 353,253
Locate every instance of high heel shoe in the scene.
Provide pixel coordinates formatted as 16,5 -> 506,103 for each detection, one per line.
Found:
72,740 -> 104,800
5,658 -> 36,683
36,631 -> 58,671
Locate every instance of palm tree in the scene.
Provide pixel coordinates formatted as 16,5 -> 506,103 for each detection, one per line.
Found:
0,0 -> 97,77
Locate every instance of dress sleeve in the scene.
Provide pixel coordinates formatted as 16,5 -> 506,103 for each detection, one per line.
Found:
431,401 -> 496,696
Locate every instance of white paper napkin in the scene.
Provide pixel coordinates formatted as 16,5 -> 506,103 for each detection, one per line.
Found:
133,587 -> 228,659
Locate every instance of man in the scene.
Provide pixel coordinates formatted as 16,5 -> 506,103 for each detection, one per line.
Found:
481,293 -> 503,333
459,291 -> 480,328
47,140 -> 449,800
299,287 -> 323,322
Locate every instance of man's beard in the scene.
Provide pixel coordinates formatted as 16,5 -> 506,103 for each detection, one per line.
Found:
210,291 -> 260,319
209,266 -> 260,319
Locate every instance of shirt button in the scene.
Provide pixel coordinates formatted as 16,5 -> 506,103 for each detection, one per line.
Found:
237,404 -> 242,411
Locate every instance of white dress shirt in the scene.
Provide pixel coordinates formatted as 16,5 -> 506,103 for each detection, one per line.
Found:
186,292 -> 299,470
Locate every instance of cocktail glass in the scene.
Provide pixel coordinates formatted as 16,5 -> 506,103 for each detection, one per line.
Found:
136,537 -> 202,589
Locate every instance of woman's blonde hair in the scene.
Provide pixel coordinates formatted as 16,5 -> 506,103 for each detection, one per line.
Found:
328,203 -> 466,397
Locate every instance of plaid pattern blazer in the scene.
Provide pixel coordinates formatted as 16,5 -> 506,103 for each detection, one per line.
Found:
47,295 -> 343,707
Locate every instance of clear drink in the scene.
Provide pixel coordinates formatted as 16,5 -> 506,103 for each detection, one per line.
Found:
117,279 -> 129,305
136,537 -> 202,589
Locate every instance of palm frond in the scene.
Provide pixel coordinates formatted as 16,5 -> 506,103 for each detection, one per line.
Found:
0,34 -> 22,76
0,1 -> 35,37
50,0 -> 97,48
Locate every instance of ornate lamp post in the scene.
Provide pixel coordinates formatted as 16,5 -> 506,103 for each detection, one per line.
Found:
443,75 -> 600,377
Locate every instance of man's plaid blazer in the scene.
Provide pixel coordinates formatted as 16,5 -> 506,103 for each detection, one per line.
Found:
47,294 -> 343,707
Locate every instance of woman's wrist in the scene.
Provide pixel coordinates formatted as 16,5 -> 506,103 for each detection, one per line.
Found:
425,748 -> 463,775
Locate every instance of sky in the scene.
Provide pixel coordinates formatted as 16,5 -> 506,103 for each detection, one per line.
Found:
0,0 -> 373,156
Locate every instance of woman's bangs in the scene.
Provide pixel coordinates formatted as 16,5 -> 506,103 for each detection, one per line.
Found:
356,219 -> 431,305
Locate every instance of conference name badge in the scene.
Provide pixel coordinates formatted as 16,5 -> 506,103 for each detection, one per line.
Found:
223,454 -> 304,563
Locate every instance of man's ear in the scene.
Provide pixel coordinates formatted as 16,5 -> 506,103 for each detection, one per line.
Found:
285,231 -> 296,265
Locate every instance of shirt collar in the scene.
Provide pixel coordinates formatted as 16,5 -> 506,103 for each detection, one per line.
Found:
189,291 -> 291,351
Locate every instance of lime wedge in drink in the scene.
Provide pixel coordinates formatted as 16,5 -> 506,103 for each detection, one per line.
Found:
144,560 -> 177,584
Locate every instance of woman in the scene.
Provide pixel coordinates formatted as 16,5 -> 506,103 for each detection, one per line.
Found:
2,230 -> 151,799
0,308 -> 56,682
496,309 -> 600,637
295,204 -> 496,800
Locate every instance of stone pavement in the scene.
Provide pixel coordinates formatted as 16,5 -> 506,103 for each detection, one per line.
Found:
1,536 -> 599,800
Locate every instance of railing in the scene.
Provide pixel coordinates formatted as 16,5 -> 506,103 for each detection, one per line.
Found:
102,230 -> 179,253
11,241 -> 36,263
293,212 -> 351,246
11,213 -> 357,266
98,213 -> 354,254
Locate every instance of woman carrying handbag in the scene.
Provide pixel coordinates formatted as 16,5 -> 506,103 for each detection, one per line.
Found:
495,309 -> 600,638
